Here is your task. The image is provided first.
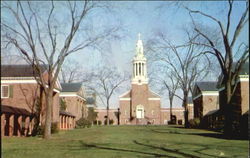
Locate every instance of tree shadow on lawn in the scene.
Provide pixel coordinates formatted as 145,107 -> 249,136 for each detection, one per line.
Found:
133,140 -> 203,158
150,126 -> 247,140
76,140 -> 220,158
78,140 -> 173,157
134,140 -> 247,158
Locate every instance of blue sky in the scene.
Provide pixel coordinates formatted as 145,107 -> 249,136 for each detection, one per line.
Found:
2,1 -> 248,108
65,1 -> 248,108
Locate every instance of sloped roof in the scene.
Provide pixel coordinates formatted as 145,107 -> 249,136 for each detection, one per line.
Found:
233,62 -> 249,75
217,62 -> 249,87
204,109 -> 220,116
60,82 -> 82,92
196,81 -> 218,91
1,105 -> 32,116
1,64 -> 47,77
59,111 -> 75,117
148,90 -> 161,98
119,90 -> 131,98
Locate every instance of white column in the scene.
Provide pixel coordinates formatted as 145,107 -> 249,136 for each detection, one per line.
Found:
142,63 -> 144,76
135,63 -> 137,76
136,63 -> 139,76
133,63 -> 135,77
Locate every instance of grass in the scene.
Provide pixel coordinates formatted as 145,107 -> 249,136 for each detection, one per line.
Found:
2,125 -> 249,158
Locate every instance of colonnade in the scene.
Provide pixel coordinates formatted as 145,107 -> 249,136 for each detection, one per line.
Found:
59,115 -> 75,130
133,62 -> 146,77
1,113 -> 33,137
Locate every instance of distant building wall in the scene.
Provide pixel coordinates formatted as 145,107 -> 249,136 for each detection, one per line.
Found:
160,108 -> 185,125
95,109 -> 119,125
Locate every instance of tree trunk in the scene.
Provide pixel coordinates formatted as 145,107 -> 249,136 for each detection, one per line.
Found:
224,79 -> 233,138
106,100 -> 110,125
170,97 -> 173,123
43,89 -> 53,139
183,90 -> 189,128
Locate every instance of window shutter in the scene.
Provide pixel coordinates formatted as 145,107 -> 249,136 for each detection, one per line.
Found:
9,85 -> 13,98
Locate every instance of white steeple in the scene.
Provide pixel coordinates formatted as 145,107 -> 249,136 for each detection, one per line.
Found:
132,33 -> 148,85
136,33 -> 144,56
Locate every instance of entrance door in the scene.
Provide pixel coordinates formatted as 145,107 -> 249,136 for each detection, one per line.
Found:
136,109 -> 143,118
136,105 -> 144,119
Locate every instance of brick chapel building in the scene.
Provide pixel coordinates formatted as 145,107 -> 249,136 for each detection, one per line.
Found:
119,35 -> 161,125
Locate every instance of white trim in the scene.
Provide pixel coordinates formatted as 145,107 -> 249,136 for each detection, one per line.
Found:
161,109 -> 184,112
119,90 -> 131,98
218,87 -> 225,92
53,88 -> 60,93
1,85 -> 9,98
1,77 -> 35,80
148,98 -> 160,100
201,91 -> 219,96
239,75 -> 249,78
120,98 -> 131,101
239,78 -> 249,82
59,93 -> 86,100
1,79 -> 37,84
188,103 -> 193,106
193,94 -> 202,100
149,90 -> 161,97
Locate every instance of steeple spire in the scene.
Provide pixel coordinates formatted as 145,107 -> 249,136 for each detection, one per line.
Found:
132,33 -> 148,85
136,33 -> 144,56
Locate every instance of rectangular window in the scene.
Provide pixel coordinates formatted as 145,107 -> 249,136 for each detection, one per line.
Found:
1,85 -> 9,98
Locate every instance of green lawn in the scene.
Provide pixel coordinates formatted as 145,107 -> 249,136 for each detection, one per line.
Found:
2,125 -> 248,158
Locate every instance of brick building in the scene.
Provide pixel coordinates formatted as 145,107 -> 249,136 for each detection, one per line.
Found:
59,83 -> 87,129
193,81 -> 219,120
95,108 -> 119,125
119,35 -> 162,125
217,62 -> 249,136
1,65 -> 61,136
60,83 -> 87,120
160,108 -> 185,125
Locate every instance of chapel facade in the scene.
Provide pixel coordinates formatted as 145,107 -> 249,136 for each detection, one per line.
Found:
119,34 -> 162,125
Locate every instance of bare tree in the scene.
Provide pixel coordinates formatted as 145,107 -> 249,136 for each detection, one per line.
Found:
162,72 -> 180,124
87,66 -> 128,125
1,1 -> 120,139
147,32 -> 211,127
151,69 -> 180,124
60,59 -> 83,83
184,0 -> 249,137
